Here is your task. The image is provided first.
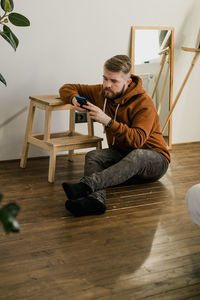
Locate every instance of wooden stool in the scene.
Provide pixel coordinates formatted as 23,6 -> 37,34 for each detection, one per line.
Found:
20,95 -> 103,183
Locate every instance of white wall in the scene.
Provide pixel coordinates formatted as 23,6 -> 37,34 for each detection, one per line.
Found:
171,0 -> 200,144
0,0 -> 199,160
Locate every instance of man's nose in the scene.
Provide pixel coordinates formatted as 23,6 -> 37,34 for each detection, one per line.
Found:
105,80 -> 112,88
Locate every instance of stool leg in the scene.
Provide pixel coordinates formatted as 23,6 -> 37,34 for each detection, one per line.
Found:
68,150 -> 74,161
68,108 -> 75,161
48,147 -> 56,183
44,106 -> 52,141
97,141 -> 102,150
20,101 -> 36,168
87,113 -> 94,136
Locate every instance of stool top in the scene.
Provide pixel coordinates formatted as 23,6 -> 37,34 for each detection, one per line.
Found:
29,95 -> 73,107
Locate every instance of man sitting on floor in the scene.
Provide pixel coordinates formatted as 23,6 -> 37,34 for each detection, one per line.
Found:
59,54 -> 170,217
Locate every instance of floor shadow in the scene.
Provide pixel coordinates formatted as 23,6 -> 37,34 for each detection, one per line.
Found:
60,180 -> 170,295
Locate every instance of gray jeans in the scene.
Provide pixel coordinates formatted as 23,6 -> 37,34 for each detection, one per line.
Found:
81,148 -> 168,203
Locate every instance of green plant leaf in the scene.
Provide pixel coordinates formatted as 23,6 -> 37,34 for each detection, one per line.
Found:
1,0 -> 14,12
0,202 -> 20,234
2,202 -> 20,218
0,28 -> 17,50
0,73 -> 7,86
8,12 -> 30,27
3,25 -> 19,48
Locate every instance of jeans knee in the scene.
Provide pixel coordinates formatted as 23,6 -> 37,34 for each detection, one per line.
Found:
129,149 -> 160,161
128,149 -> 146,160
85,149 -> 102,162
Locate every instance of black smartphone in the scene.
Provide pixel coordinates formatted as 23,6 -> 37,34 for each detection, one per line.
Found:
75,96 -> 88,108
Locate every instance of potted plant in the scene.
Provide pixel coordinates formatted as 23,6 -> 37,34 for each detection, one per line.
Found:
0,0 -> 30,233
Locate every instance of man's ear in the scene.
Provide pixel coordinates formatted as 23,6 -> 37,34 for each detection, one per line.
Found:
127,78 -> 132,85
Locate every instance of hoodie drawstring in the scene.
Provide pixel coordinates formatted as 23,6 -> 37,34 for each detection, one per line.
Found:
103,98 -> 120,146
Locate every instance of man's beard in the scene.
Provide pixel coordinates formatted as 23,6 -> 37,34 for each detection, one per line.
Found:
103,84 -> 126,100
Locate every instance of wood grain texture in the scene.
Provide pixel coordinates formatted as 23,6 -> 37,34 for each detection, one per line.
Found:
1,143 -> 200,300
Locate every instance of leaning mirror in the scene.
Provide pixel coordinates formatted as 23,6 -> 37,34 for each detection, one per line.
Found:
131,26 -> 174,149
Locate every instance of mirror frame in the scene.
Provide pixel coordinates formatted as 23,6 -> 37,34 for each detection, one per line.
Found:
131,26 -> 174,149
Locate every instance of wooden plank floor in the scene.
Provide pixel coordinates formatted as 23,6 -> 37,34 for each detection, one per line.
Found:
0,143 -> 200,300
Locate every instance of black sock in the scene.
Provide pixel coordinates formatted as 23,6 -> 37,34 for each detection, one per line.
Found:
62,182 -> 91,200
65,196 -> 106,217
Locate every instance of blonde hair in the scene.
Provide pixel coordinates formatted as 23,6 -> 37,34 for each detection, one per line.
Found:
104,55 -> 131,75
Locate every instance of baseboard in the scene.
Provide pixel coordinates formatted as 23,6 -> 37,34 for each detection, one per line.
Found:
172,141 -> 200,146
0,152 -> 87,164
1,141 -> 200,163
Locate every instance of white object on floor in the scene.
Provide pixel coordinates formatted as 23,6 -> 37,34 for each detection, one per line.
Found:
186,183 -> 200,226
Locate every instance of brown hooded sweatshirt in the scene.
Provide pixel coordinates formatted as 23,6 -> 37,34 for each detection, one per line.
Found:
59,75 -> 170,163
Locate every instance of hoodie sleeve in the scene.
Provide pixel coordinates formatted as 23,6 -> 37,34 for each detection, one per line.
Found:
109,104 -> 157,149
59,83 -> 102,105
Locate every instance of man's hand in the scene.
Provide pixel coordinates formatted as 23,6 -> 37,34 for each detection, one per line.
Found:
82,102 -> 111,126
71,97 -> 87,112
